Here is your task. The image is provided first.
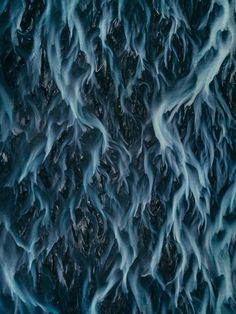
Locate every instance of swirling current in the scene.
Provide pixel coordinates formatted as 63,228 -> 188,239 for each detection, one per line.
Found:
0,0 -> 236,313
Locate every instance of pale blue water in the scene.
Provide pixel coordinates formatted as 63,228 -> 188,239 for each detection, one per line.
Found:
0,0 -> 236,313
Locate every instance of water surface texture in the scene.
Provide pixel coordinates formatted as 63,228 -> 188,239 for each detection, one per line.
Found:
0,0 -> 236,313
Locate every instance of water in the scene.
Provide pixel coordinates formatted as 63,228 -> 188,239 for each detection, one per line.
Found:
0,0 -> 236,313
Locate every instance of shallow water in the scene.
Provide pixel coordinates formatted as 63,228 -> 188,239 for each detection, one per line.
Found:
0,0 -> 236,313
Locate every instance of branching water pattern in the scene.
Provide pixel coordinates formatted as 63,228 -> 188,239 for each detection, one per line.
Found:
0,0 -> 236,313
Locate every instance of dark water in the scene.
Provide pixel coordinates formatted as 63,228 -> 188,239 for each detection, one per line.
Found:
0,0 -> 236,313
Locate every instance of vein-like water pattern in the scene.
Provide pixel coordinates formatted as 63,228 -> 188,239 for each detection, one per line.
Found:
0,0 -> 236,313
